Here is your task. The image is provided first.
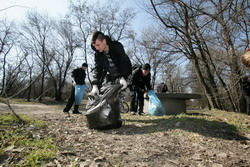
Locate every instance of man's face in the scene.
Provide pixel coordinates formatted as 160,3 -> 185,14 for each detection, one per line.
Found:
82,66 -> 88,70
93,39 -> 107,52
142,69 -> 150,76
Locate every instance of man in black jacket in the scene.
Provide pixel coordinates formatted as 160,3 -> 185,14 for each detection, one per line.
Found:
157,82 -> 168,93
89,31 -> 132,94
63,63 -> 88,114
87,31 -> 132,129
130,63 -> 152,115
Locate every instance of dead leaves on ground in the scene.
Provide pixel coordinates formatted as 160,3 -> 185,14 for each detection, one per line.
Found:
28,112 -> 250,167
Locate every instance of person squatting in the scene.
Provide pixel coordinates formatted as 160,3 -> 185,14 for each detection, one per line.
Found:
129,63 -> 152,115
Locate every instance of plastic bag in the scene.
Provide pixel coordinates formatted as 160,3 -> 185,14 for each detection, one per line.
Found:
148,90 -> 166,116
75,85 -> 88,105
85,84 -> 123,130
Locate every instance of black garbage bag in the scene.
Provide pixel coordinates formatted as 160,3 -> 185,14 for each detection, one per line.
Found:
85,84 -> 123,130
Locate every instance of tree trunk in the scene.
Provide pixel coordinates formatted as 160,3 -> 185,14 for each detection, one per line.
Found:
39,65 -> 45,102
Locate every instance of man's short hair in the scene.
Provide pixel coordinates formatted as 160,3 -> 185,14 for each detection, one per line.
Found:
82,63 -> 88,67
91,31 -> 105,44
142,63 -> 151,71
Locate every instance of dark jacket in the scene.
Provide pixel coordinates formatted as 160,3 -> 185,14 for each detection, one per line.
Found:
130,67 -> 152,92
157,83 -> 168,93
71,68 -> 86,85
242,79 -> 250,96
91,36 -> 132,87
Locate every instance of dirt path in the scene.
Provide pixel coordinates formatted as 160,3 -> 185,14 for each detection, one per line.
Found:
1,102 -> 249,167
0,102 -> 62,115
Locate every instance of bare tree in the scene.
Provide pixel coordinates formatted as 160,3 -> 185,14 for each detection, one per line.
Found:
3,53 -> 29,97
47,19 -> 80,101
68,0 -> 93,83
148,0 -> 249,113
136,27 -> 174,88
20,11 -> 53,102
0,19 -> 15,96
23,54 -> 34,102
198,0 -> 248,112
68,0 -> 135,85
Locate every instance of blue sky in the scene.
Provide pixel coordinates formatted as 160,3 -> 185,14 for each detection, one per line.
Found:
0,0 -> 152,33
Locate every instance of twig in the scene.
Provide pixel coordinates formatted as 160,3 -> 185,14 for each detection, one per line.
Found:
34,87 -> 52,102
0,98 -> 25,123
0,5 -> 30,12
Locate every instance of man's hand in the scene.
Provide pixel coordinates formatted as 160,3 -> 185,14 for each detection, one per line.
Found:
88,85 -> 99,96
72,78 -> 76,86
138,88 -> 145,93
119,77 -> 127,90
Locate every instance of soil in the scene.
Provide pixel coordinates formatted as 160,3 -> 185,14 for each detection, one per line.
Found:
0,102 -> 249,167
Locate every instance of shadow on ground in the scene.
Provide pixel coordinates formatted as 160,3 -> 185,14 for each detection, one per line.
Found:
100,113 -> 248,141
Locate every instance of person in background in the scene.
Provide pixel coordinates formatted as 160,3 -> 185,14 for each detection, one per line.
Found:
157,82 -> 168,93
130,63 -> 152,115
241,48 -> 250,115
63,63 -> 88,114
241,48 -> 250,68
242,76 -> 250,115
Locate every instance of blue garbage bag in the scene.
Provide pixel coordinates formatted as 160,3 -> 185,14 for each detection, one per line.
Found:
75,85 -> 88,105
148,90 -> 166,116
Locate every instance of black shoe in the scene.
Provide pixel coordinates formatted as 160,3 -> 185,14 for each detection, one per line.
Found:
63,108 -> 69,113
72,110 -> 81,114
138,112 -> 147,116
73,105 -> 80,114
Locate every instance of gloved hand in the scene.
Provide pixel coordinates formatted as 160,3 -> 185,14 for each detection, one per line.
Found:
119,77 -> 127,90
88,85 -> 99,96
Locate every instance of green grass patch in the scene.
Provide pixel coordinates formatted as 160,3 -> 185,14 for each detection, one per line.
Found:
16,138 -> 56,149
23,148 -> 57,166
0,113 -> 57,166
0,148 -> 4,156
0,113 -> 46,128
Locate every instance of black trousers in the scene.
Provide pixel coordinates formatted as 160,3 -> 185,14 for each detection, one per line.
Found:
64,86 -> 75,111
245,95 -> 250,115
130,91 -> 144,114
